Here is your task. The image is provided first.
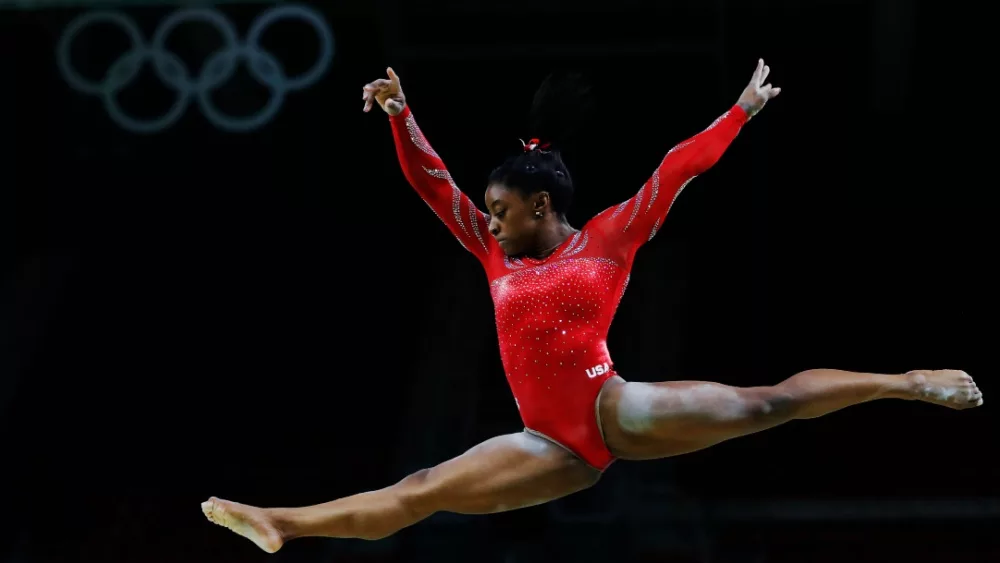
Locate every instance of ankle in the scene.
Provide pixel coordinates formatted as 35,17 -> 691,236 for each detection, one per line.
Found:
265,508 -> 296,542
894,371 -> 927,400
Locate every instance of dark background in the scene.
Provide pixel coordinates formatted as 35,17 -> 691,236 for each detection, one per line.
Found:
6,1 -> 995,562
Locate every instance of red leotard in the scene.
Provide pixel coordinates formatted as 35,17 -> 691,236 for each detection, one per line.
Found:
389,103 -> 748,470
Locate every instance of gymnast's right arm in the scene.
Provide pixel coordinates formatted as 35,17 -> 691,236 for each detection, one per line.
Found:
363,67 -> 496,262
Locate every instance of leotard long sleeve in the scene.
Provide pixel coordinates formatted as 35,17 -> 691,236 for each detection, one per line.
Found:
590,104 -> 749,264
389,105 -> 499,264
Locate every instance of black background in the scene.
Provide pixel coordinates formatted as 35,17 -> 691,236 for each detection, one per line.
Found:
7,1 -> 995,562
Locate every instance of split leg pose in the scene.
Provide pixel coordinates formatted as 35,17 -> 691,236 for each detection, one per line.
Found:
202,60 -> 982,553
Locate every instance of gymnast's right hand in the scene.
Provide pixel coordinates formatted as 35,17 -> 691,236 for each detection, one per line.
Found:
362,67 -> 406,116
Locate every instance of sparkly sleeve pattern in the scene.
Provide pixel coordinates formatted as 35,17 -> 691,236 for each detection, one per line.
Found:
389,105 -> 495,263
598,104 -> 748,254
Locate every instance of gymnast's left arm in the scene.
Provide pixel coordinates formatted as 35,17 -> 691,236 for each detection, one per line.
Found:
598,59 -> 781,253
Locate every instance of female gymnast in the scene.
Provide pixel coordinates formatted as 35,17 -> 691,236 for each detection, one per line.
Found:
201,59 -> 982,553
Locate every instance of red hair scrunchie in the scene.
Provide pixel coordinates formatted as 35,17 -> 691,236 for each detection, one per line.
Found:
521,138 -> 551,152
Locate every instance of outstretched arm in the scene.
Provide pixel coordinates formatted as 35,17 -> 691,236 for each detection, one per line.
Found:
597,59 -> 780,256
388,106 -> 495,260
363,68 -> 496,262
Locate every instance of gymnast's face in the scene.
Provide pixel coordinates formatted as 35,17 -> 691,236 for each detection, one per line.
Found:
485,183 -> 547,256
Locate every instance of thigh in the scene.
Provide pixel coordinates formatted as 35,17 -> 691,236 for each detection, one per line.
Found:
598,378 -> 778,460
414,431 -> 602,515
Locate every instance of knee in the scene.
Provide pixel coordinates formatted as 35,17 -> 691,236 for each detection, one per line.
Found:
394,468 -> 437,519
398,467 -> 433,489
348,468 -> 435,541
751,387 -> 799,422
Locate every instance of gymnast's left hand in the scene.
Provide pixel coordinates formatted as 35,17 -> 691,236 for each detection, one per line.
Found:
736,58 -> 781,118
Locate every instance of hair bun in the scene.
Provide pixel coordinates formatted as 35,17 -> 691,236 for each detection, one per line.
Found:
529,70 -> 594,156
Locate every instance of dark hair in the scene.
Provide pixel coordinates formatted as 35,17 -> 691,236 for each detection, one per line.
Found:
487,71 -> 595,217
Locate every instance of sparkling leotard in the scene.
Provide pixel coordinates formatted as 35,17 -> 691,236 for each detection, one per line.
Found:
389,104 -> 748,470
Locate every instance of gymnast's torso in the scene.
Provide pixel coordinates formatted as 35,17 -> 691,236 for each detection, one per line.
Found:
483,221 -> 631,465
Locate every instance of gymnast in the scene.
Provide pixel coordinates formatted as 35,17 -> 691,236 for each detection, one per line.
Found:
201,59 -> 982,553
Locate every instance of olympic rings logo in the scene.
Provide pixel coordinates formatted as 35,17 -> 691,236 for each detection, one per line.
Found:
57,4 -> 334,133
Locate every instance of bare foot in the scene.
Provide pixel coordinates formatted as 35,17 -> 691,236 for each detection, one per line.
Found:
905,370 -> 983,409
201,496 -> 284,553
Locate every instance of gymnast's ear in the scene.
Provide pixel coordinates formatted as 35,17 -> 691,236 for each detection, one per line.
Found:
532,191 -> 552,214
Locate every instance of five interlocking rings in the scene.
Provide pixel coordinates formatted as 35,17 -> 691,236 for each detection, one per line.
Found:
57,4 -> 334,133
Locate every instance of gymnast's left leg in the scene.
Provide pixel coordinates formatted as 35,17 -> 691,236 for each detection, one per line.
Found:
598,369 -> 983,460
200,432 -> 599,552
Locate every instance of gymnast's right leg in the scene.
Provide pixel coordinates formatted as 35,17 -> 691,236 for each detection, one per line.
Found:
201,432 -> 601,552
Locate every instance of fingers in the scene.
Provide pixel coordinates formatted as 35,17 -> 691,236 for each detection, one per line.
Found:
362,86 -> 376,112
362,77 -> 393,112
754,58 -> 780,100
363,78 -> 392,92
361,67 -> 402,113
